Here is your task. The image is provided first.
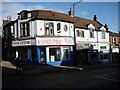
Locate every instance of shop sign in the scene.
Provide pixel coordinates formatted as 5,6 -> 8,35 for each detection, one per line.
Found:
112,47 -> 119,53
36,37 -> 74,46
91,43 -> 99,49
12,39 -> 35,46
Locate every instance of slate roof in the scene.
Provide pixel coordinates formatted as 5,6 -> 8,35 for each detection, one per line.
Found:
31,10 -> 104,30
7,10 -> 106,30
109,31 -> 120,37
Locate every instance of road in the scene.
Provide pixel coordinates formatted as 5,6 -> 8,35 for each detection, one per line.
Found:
2,64 -> 120,88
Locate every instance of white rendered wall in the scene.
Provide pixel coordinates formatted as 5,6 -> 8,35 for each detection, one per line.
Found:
97,31 -> 109,43
75,28 -> 97,43
14,23 -> 17,38
35,20 -> 74,37
36,20 -> 45,36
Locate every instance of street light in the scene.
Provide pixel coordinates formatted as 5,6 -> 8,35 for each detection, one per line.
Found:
73,0 -> 83,65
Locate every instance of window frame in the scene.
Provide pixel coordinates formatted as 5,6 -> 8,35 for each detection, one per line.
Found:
89,28 -> 94,38
45,22 -> 54,35
64,24 -> 68,32
76,30 -> 84,37
101,30 -> 106,39
49,48 -> 61,62
57,23 -> 61,33
20,22 -> 30,37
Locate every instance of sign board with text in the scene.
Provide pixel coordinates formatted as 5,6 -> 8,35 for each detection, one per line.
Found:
12,37 -> 74,47
12,39 -> 35,46
36,37 -> 74,46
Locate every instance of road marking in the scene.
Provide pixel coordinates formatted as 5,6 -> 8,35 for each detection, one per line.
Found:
55,65 -> 83,71
95,76 -> 120,82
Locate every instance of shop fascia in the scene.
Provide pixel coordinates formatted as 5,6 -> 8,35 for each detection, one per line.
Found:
12,37 -> 74,46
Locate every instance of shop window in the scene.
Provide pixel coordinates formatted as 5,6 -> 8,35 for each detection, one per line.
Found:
20,22 -> 30,37
104,54 -> 108,59
63,48 -> 70,60
49,48 -> 60,62
100,54 -> 109,60
100,54 -> 103,60
100,46 -> 106,50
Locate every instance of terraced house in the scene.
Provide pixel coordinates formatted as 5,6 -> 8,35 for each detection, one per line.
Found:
109,31 -> 120,63
3,9 -> 110,66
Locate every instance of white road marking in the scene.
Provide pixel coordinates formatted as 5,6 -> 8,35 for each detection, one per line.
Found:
95,76 -> 120,82
55,65 -> 83,71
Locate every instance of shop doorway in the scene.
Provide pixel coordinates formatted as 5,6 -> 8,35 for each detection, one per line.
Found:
31,48 -> 38,63
49,48 -> 61,62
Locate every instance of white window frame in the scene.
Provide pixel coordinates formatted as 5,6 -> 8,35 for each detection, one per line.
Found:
89,28 -> 94,38
101,30 -> 106,39
44,22 -> 54,35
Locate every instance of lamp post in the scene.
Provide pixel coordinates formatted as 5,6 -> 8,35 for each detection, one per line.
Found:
73,0 -> 83,65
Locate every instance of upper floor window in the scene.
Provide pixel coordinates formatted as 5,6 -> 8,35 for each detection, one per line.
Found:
64,24 -> 68,32
45,22 -> 54,35
76,30 -> 84,37
57,23 -> 61,33
11,26 -> 14,34
11,25 -> 14,39
112,37 -> 116,46
27,13 -> 31,18
101,30 -> 106,39
21,12 -> 27,19
89,28 -> 94,38
20,22 -> 30,37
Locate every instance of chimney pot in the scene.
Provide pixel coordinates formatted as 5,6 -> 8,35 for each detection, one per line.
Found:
105,24 -> 109,32
68,8 -> 74,17
93,15 -> 98,22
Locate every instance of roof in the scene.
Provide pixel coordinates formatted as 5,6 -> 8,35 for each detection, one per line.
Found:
109,31 -> 120,37
74,17 -> 102,30
30,10 -> 104,30
6,10 -> 106,31
3,20 -> 11,26
3,19 -> 18,27
31,10 -> 74,23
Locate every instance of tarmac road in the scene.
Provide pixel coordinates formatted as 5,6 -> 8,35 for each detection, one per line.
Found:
2,61 -> 120,88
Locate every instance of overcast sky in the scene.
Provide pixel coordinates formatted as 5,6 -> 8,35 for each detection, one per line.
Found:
1,0 -> 119,33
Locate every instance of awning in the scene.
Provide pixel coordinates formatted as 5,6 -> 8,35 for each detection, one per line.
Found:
76,42 -> 89,50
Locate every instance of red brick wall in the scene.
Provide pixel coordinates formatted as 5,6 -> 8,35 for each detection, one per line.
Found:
109,35 -> 120,46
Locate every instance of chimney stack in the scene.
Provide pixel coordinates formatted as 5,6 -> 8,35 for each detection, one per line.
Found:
68,8 -> 74,17
7,15 -> 11,21
104,24 -> 109,32
93,15 -> 98,22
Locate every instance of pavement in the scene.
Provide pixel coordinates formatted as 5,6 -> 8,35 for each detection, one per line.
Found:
2,60 -> 120,75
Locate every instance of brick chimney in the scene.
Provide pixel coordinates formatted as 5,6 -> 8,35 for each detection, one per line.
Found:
104,24 -> 109,32
68,8 -> 74,17
93,15 -> 98,22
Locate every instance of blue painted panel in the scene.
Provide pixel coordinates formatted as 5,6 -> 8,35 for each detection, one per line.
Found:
37,47 -> 41,63
46,46 -> 74,66
46,61 -> 62,66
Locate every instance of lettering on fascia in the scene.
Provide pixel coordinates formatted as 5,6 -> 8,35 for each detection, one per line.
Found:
38,38 -> 63,45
